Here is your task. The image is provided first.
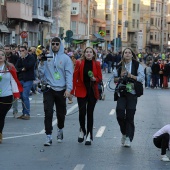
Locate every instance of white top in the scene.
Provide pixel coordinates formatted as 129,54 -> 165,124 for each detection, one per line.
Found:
153,124 -> 170,148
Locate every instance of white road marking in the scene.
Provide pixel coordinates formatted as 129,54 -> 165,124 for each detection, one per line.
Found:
95,126 -> 106,137
4,104 -> 78,139
73,164 -> 85,170
109,109 -> 115,115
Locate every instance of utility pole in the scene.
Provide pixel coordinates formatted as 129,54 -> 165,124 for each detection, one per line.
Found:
114,0 -> 117,53
160,0 -> 164,53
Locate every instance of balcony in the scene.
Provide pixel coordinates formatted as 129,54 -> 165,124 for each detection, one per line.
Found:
119,5 -> 122,10
6,1 -> 32,21
118,20 -> 122,25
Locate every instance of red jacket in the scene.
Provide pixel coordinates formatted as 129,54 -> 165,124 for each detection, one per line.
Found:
8,65 -> 23,98
71,59 -> 102,99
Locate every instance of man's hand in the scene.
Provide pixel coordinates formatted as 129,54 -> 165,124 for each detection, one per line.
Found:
120,71 -> 127,77
64,90 -> 70,98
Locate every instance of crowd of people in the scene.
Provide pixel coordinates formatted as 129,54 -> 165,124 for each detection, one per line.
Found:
0,39 -> 170,162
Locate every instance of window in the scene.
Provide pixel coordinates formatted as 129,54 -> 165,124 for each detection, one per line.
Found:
133,4 -> 135,12
132,19 -> 135,28
150,18 -> 154,25
105,14 -> 110,20
137,4 -> 139,12
164,33 -> 166,42
150,32 -> 153,40
106,30 -> 110,35
155,18 -> 157,27
164,19 -> 167,27
155,33 -> 157,41
71,21 -> 77,34
151,3 -> 154,11
158,18 -> 160,27
137,20 -> 139,28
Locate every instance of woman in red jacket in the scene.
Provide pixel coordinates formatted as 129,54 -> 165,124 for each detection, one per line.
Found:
0,49 -> 23,144
71,47 -> 102,145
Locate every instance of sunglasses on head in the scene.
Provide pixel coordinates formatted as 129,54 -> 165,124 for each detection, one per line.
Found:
52,42 -> 60,46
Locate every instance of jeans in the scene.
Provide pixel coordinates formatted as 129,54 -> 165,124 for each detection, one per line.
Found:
152,74 -> 159,88
146,75 -> 151,87
12,97 -> 18,113
20,80 -> 33,115
108,61 -> 112,73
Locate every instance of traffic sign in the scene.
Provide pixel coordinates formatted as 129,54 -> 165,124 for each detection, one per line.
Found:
20,31 -> 28,39
66,30 -> 73,37
64,37 -> 73,43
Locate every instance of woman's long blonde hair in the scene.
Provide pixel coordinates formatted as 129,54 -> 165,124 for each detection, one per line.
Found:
80,47 -> 97,60
0,49 -> 14,71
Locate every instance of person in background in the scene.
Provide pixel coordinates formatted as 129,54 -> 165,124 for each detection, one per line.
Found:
151,58 -> 160,89
15,46 -> 35,120
71,47 -> 102,145
0,49 -> 23,143
153,124 -> 170,162
145,63 -> 152,88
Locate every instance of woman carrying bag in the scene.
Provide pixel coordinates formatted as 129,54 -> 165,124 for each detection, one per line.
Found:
0,49 -> 23,143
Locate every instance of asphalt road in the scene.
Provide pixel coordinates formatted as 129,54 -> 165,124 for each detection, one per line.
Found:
1,72 -> 170,170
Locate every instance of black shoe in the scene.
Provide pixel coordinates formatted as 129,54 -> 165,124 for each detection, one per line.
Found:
78,129 -> 84,143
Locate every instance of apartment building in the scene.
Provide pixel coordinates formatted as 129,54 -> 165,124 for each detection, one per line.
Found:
167,0 -> 170,51
149,0 -> 168,52
0,0 -> 53,46
127,0 -> 140,52
140,0 -> 151,52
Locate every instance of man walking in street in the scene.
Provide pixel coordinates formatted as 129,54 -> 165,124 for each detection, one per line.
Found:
15,46 -> 35,120
38,37 -> 73,146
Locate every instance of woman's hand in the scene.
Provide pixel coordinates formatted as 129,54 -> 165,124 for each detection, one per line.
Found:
90,76 -> 96,81
120,71 -> 127,77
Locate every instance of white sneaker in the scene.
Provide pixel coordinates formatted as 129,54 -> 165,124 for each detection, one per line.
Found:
78,129 -> 84,143
124,137 -> 131,147
44,135 -> 52,146
57,129 -> 63,143
85,134 -> 91,145
161,155 -> 170,162
121,135 -> 126,145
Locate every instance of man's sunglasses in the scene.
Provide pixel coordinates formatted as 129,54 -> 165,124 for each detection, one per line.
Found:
52,42 -> 60,46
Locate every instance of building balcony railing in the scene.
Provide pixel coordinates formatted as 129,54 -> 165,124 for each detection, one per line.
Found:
6,1 -> 32,21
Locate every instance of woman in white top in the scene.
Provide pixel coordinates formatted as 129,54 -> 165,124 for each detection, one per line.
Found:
153,124 -> 170,162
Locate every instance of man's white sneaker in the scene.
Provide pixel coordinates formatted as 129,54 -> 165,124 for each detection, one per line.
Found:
161,155 -> 170,162
121,135 -> 126,145
44,135 -> 52,146
124,137 -> 131,147
57,129 -> 63,143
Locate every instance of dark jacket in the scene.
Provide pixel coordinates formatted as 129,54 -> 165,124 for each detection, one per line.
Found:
15,54 -> 36,81
151,62 -> 160,74
6,53 -> 19,66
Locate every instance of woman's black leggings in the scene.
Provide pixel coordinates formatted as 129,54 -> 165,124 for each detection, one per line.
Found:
153,133 -> 169,155
0,95 -> 13,133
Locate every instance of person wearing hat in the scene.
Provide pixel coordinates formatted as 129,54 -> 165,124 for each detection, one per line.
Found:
114,47 -> 144,147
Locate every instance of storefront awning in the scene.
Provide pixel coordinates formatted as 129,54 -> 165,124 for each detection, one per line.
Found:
0,24 -> 9,33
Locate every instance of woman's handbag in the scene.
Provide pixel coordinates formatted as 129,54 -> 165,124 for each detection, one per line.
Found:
134,81 -> 143,97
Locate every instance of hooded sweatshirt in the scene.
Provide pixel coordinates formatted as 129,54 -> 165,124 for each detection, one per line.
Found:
38,37 -> 73,92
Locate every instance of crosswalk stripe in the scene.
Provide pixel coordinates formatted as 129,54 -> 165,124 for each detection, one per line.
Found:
109,109 -> 115,115
95,126 -> 106,137
73,164 -> 85,170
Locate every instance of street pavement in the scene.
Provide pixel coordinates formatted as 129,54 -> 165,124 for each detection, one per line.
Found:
1,72 -> 170,170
